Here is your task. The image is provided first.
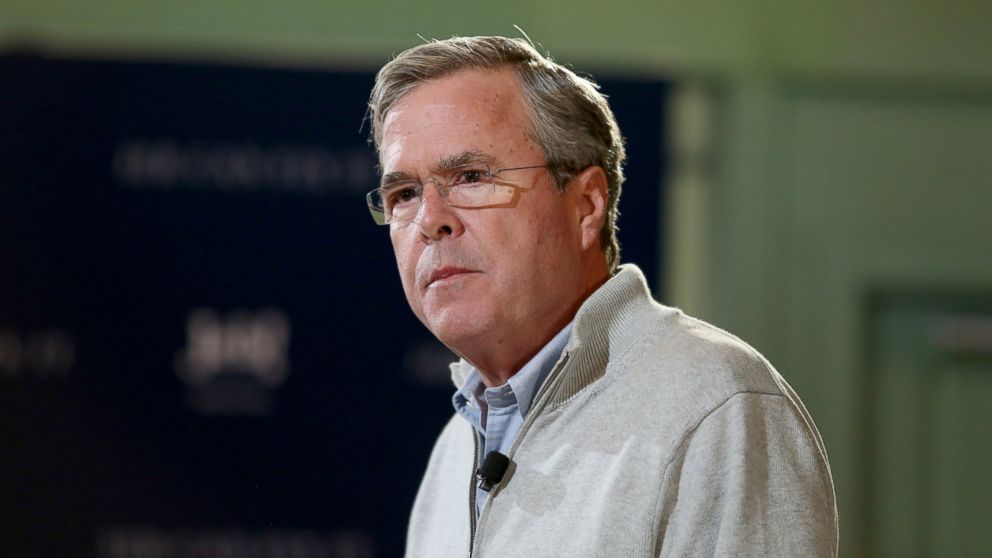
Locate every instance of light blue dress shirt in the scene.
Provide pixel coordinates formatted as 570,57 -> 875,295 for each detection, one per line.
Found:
452,321 -> 573,515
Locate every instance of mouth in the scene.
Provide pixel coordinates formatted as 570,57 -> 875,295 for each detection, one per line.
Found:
426,266 -> 478,288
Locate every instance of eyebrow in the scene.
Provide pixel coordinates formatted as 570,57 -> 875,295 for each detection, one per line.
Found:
380,170 -> 415,188
435,149 -> 494,171
380,149 -> 496,188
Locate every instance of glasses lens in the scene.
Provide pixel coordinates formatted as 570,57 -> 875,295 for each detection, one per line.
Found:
382,182 -> 422,223
367,164 -> 514,225
447,166 -> 495,207
366,190 -> 388,225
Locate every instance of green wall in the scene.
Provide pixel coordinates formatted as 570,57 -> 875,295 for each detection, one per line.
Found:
5,2 -> 992,555
693,84 -> 992,556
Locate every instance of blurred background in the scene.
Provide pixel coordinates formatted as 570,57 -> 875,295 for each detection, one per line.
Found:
1,2 -> 990,557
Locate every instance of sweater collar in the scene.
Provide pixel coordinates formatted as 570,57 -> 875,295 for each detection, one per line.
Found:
449,264 -> 662,397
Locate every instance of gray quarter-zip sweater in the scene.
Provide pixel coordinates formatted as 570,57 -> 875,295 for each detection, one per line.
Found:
405,264 -> 838,557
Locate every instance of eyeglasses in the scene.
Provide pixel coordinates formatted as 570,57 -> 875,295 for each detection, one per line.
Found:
366,163 -> 548,225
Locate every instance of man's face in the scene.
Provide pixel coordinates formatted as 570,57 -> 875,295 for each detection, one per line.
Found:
379,68 -> 588,368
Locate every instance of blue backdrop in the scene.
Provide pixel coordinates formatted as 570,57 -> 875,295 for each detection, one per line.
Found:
0,53 -> 667,558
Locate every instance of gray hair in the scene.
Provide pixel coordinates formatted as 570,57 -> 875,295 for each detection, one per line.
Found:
368,36 -> 626,271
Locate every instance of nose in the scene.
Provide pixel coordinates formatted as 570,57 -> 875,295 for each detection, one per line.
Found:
415,180 -> 464,241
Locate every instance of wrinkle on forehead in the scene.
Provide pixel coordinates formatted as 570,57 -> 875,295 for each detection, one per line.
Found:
384,70 -> 524,131
382,103 -> 460,131
378,69 -> 538,174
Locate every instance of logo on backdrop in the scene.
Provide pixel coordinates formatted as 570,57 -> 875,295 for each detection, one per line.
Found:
403,341 -> 457,388
113,139 -> 376,195
0,327 -> 75,380
174,307 -> 291,415
99,526 -> 374,558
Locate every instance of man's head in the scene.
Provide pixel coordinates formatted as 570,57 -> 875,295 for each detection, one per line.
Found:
369,36 -> 626,271
368,36 -> 627,381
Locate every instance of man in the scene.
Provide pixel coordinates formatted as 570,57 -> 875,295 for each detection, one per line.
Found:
365,36 -> 837,557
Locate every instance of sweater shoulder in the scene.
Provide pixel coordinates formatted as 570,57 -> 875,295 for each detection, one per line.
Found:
605,305 -> 797,421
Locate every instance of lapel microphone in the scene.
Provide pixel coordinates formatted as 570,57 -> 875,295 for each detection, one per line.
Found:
476,451 -> 510,492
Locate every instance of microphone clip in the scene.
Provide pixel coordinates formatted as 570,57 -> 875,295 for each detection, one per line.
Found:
476,451 -> 510,492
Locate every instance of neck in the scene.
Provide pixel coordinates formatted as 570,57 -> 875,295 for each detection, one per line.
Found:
468,312 -> 573,388
466,266 -> 609,388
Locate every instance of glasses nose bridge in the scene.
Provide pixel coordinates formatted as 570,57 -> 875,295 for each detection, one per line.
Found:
418,175 -> 451,204
410,175 -> 453,223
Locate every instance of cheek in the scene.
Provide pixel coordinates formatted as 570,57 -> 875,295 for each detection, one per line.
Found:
509,203 -> 571,250
390,234 -> 416,282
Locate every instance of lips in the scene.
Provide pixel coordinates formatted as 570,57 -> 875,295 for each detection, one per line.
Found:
426,266 -> 477,287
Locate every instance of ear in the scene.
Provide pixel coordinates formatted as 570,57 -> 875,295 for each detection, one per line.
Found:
572,166 -> 609,251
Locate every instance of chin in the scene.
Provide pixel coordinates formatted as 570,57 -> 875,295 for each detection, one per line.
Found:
424,306 -> 495,352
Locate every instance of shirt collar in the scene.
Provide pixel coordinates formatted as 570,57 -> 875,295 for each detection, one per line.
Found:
451,320 -> 573,421
507,321 -> 572,417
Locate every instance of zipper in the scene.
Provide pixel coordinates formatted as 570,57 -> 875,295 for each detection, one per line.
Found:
468,428 -> 481,557
468,350 -> 571,557
529,351 -> 570,417
507,351 -> 571,460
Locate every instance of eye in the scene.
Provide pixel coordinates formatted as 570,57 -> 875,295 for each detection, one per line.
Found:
384,184 -> 421,207
452,168 -> 490,186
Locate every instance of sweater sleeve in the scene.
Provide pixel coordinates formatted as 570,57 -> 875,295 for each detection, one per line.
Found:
657,392 -> 838,557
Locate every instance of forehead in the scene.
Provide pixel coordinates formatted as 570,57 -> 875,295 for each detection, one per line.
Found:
378,68 -> 540,173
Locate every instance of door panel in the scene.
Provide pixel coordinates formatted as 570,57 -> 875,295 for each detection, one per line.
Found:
868,296 -> 992,557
